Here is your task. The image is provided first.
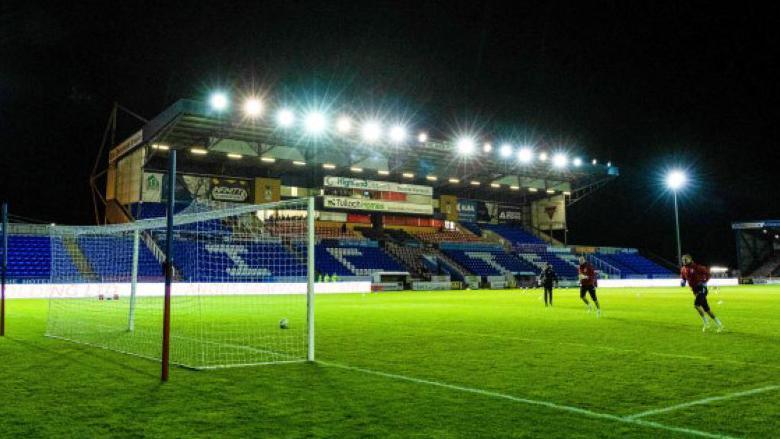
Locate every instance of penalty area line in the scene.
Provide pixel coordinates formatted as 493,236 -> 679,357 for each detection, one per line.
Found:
319,361 -> 734,439
626,385 -> 780,420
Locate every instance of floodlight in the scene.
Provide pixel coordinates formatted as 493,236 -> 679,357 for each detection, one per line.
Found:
402,172 -> 414,179
336,116 -> 353,133
209,92 -> 229,111
607,161 -> 612,167
242,98 -> 263,118
499,143 -> 513,158
666,169 -> 687,190
483,143 -> 493,153
276,109 -> 295,128
592,159 -> 598,165
322,163 -> 336,169
539,152 -> 548,161
456,137 -> 476,155
293,160 -> 306,166
552,153 -> 568,168
448,178 -> 460,183
573,157 -> 583,167
361,121 -> 382,143
304,111 -> 327,135
517,147 -> 533,163
418,132 -> 428,143
190,148 -> 208,155
389,125 -> 408,143
378,170 -> 390,175
227,153 -> 242,159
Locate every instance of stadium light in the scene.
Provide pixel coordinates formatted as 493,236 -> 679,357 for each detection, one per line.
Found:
499,143 -> 513,158
261,157 -> 275,163
152,144 -> 170,151
227,153 -> 242,159
426,175 -> 438,181
539,152 -> 548,161
448,178 -> 460,184
470,180 -> 481,186
528,187 -> 538,192
666,169 -> 688,266
418,132 -> 428,143
666,169 -> 687,190
592,159 -> 598,165
517,147 -> 533,164
350,167 -> 363,173
456,137 -> 476,155
510,185 -> 519,190
209,92 -> 229,111
242,97 -> 263,118
293,160 -> 306,166
322,163 -> 336,169
402,172 -> 414,179
304,111 -> 327,135
190,148 -> 208,155
607,161 -> 612,167
378,170 -> 390,175
573,157 -> 583,167
483,143 -> 493,153
361,121 -> 382,143
336,116 -> 353,133
552,153 -> 568,168
276,109 -> 295,128
389,125 -> 408,143
490,183 -> 500,188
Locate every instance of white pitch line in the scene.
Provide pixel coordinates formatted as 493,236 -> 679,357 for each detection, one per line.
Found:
626,385 -> 780,420
444,330 -> 780,371
320,361 -> 734,439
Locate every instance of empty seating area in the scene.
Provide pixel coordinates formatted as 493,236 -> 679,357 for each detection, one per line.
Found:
597,252 -> 673,277
78,235 -> 162,281
171,239 -> 305,281
482,224 -> 545,245
2,235 -> 81,282
442,248 -> 537,276
3,235 -> 53,280
518,250 -> 579,278
323,245 -> 405,276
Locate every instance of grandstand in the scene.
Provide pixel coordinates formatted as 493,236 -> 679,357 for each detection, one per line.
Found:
1,96 -> 677,290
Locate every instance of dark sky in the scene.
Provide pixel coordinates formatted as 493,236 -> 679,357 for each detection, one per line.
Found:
1,1 -> 778,267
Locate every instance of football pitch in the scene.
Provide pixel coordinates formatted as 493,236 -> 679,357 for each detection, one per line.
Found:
1,286 -> 779,438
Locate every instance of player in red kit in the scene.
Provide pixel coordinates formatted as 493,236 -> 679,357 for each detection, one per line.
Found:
680,254 -> 724,332
578,256 -> 601,317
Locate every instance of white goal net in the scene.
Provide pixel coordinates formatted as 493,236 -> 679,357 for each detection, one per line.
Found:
46,198 -> 315,369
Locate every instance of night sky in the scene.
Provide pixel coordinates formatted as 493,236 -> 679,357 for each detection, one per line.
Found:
1,1 -> 778,267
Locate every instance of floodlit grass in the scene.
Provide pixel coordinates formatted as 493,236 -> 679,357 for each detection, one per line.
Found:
2,285 -> 779,438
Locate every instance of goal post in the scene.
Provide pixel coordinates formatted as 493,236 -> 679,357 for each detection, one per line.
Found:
46,197 -> 317,371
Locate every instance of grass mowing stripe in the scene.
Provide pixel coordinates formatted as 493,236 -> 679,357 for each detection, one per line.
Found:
626,385 -> 780,420
446,330 -> 780,371
320,361 -> 734,439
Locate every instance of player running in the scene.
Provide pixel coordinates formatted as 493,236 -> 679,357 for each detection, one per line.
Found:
540,263 -> 558,307
680,254 -> 724,332
578,256 -> 601,317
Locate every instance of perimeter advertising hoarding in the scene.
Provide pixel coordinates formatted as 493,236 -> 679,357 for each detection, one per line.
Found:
323,176 -> 433,196
323,196 -> 433,215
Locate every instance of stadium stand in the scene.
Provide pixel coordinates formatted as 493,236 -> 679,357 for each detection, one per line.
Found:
77,236 -> 162,281
1,235 -> 81,282
440,243 -> 537,276
481,223 -> 545,245
516,248 -> 579,278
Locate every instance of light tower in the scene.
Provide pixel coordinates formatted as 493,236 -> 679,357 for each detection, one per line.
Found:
666,169 -> 687,266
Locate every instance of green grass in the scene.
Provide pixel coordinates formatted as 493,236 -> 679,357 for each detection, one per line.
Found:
2,286 -> 779,438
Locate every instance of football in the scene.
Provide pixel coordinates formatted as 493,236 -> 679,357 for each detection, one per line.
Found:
279,318 -> 289,329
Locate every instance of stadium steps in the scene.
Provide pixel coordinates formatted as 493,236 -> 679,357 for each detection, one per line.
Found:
586,254 -> 622,277
62,236 -> 100,281
141,232 -> 180,280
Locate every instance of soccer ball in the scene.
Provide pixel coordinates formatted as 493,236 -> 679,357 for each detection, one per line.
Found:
279,318 -> 289,329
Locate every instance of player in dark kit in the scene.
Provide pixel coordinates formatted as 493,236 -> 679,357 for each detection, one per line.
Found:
540,263 -> 558,307
680,254 -> 724,332
578,256 -> 601,317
